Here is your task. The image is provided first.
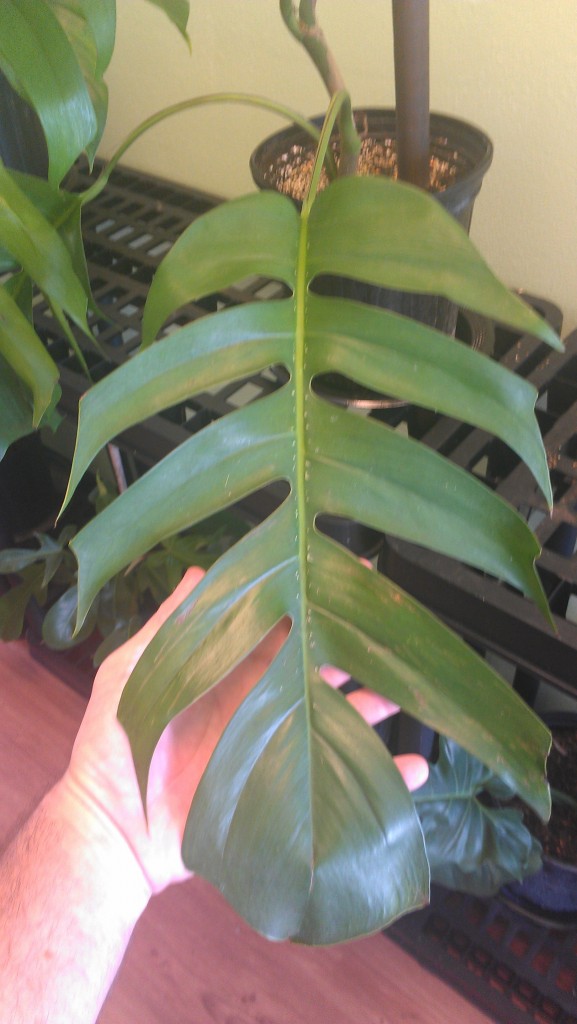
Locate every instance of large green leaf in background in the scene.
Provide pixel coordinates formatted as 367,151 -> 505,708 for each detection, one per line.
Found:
0,0 -> 190,451
0,0 -> 97,186
0,164 -> 91,449
0,0 -> 189,184
64,174 -> 556,943
415,738 -> 542,896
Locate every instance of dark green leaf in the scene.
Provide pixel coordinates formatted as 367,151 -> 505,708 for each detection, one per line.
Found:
41,584 -> 98,648
0,564 -> 46,640
0,0 -> 97,184
0,354 -> 35,458
0,283 -> 59,426
185,637 -> 429,943
0,164 -> 90,334
415,738 -> 543,895
11,172 -> 95,311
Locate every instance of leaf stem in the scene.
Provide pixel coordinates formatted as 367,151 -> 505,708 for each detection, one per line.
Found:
301,90 -> 348,217
80,93 -> 336,206
279,1 -> 360,177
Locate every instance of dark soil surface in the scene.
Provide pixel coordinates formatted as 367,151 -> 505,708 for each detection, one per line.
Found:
524,726 -> 577,866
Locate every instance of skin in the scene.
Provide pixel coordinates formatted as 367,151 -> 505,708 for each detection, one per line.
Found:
0,568 -> 428,1024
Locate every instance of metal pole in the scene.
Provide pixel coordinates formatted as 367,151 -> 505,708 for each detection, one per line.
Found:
392,0 -> 430,189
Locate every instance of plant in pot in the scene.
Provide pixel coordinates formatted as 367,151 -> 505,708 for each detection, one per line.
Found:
0,1 -> 563,945
251,1 -> 493,340
500,712 -> 577,928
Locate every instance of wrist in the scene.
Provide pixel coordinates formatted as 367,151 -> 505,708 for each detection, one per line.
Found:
49,774 -> 152,915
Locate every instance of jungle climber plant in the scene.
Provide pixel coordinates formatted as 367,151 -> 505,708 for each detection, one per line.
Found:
59,94 -> 559,942
0,2 -> 563,943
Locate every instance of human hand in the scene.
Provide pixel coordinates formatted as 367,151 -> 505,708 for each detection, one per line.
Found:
63,568 -> 428,896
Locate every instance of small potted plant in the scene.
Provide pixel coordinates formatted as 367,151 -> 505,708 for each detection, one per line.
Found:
0,0 -> 562,945
250,1 -> 493,338
501,713 -> 577,928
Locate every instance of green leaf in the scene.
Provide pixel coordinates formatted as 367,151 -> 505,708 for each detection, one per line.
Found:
6,169 -> 95,309
307,298 -> 553,505
185,633 -> 429,943
308,177 -> 562,352
64,301 -> 293,501
67,175 -> 556,943
0,284 -> 59,426
0,346 -> 61,459
0,0 -> 97,185
71,388 -> 294,610
415,738 -> 543,896
0,164 -> 90,334
0,527 -> 75,582
49,0 -> 116,76
0,563 -> 46,640
41,583 -> 98,648
49,0 -> 111,164
141,192 -> 298,346
143,0 -> 190,40
0,353 -> 35,458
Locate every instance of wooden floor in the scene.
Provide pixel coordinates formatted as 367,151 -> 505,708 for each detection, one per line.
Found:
0,641 -> 495,1024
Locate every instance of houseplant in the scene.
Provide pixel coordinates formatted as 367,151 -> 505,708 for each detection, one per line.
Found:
0,477 -> 249,664
501,713 -> 577,927
0,0 -> 190,459
251,2 -> 492,338
0,1 -> 562,943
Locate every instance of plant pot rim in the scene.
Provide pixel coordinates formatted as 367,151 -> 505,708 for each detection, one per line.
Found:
250,107 -> 494,203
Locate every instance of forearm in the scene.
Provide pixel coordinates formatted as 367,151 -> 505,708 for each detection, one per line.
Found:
0,776 -> 151,1024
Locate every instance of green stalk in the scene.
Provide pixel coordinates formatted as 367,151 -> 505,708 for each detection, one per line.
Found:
81,93 -> 337,206
280,1 -> 360,177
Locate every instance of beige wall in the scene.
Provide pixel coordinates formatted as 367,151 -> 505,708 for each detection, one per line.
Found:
102,1 -> 577,335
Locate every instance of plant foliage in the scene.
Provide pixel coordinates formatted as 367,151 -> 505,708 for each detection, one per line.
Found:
55,104 -> 558,942
0,482 -> 247,663
0,0 -> 190,455
416,738 -> 542,896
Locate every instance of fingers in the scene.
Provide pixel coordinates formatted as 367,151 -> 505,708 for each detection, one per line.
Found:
319,664 -> 350,686
346,688 -> 400,725
395,754 -> 429,792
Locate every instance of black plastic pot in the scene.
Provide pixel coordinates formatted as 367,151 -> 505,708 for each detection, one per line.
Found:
250,109 -> 493,338
0,434 -> 59,546
501,713 -> 577,930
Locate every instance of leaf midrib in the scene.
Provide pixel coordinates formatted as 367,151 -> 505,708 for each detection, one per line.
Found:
296,199 -> 316,872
